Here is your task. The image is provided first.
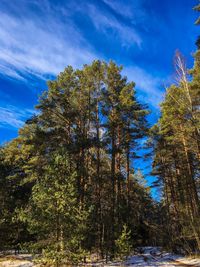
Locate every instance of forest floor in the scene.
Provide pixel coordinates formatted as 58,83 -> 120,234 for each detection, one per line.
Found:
0,247 -> 200,267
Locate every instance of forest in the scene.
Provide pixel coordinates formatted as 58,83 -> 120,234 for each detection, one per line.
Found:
0,2 -> 199,267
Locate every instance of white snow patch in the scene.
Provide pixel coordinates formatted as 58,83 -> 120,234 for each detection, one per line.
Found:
85,247 -> 200,267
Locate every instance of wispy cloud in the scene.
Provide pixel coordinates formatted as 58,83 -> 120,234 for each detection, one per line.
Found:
0,0 -> 163,110
103,0 -> 134,18
0,105 -> 35,129
0,1 -> 97,81
0,63 -> 26,81
87,4 -> 142,47
123,66 -> 165,107
102,0 -> 146,21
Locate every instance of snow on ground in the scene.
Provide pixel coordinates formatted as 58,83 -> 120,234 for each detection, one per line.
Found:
0,260 -> 33,267
0,248 -> 199,266
0,254 -> 34,267
87,247 -> 200,267
176,257 -> 200,267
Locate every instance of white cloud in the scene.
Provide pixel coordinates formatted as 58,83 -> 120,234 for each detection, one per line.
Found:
103,0 -> 133,18
87,4 -> 142,47
0,0 -> 142,81
0,63 -> 26,81
102,0 -> 146,21
123,66 -> 165,107
0,105 -> 35,129
0,3 -> 98,80
0,0 -> 163,110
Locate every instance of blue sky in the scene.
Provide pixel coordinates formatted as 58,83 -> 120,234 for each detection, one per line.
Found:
0,0 -> 199,147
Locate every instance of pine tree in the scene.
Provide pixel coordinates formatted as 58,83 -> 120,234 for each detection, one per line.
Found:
115,225 -> 132,260
19,151 -> 88,265
0,60 -> 156,262
152,49 -> 200,252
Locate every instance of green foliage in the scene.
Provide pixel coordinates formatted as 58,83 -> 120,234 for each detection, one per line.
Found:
115,225 -> 132,260
0,60 -> 156,262
194,1 -> 200,25
18,151 -> 89,265
1,2 -> 200,260
151,50 -> 200,252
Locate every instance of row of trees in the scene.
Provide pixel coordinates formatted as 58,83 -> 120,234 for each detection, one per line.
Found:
151,2 -> 200,253
0,61 -> 160,264
0,2 -> 199,264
